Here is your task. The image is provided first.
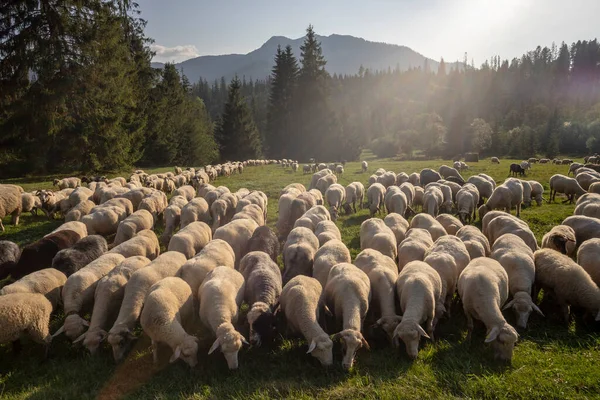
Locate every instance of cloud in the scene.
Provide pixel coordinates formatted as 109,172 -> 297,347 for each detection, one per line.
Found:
151,44 -> 200,63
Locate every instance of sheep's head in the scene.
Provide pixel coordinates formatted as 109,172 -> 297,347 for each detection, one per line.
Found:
64,314 -> 89,340
503,292 -> 543,330
209,324 -> 248,370
329,206 -> 339,222
247,302 -> 276,346
80,328 -> 108,355
477,204 -> 489,220
485,322 -> 518,362
107,327 -> 136,363
332,329 -> 369,370
170,335 -> 199,367
374,315 -> 403,343
53,179 -> 60,186
343,203 -> 352,215
306,333 -> 333,366
392,320 -> 430,360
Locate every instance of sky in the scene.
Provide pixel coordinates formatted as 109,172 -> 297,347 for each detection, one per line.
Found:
139,0 -> 600,65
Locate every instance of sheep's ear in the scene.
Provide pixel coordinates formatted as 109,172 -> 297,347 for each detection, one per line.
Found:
241,336 -> 249,346
360,335 -> 371,351
98,330 -> 108,342
208,338 -> 220,355
417,325 -> 430,340
485,326 -> 501,343
169,346 -> 181,363
82,319 -> 90,327
331,332 -> 342,341
52,325 -> 65,338
306,340 -> 317,354
531,302 -> 545,317
502,299 -> 516,311
73,333 -> 86,344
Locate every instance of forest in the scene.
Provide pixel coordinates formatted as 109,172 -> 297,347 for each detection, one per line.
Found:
2,1 -> 600,177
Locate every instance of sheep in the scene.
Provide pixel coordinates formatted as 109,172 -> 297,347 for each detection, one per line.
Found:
384,213 -> 409,244
408,172 -> 420,187
456,184 -> 479,224
423,186 -> 444,217
48,221 -> 88,239
343,182 -> 365,214
426,235 -> 470,276
160,204 -> 183,246
239,251 -> 282,346
293,205 -> 331,231
53,177 -> 81,190
374,168 -> 386,176
355,249 -> 400,343
387,190 -> 411,218
93,197 -> 134,217
575,172 -> 600,191
78,256 -> 151,354
282,227 -> 319,284
65,200 -> 95,222
368,175 -> 378,186
312,239 -> 351,288
491,157 -> 500,164
509,163 -> 525,177
232,204 -> 265,227
173,185 -> 195,201
279,275 -> 333,366
180,198 -> 210,228
168,221 -> 212,259
577,239 -> 600,287
138,191 -> 168,222
309,170 -> 331,190
53,253 -> 126,341
549,174 -> 586,203
247,226 -> 279,262
574,193 -> 600,219
478,180 -> 523,220
420,168 -> 442,186
3,230 -> 81,280
480,211 -> 518,239
81,206 -> 125,236
0,268 -> 66,310
303,164 -> 311,174
520,161 -> 531,171
361,161 -> 368,173
377,171 -> 397,188
236,191 -> 268,220
399,182 -> 416,206
214,218 -> 259,269
393,261 -> 441,359
366,183 -> 386,217
21,192 -> 41,216
115,187 -> 153,211
534,249 -> 600,324
589,182 -> 600,194
325,183 -> 346,221
107,251 -> 188,362
307,189 -> 323,206
409,213 -> 446,242
397,228 -> 434,270
438,165 -> 465,183
436,214 -> 464,235
541,225 -> 577,256
138,277 -> 198,366
527,180 -> 545,206
568,163 -> 584,176
282,183 -> 306,196
210,193 -> 238,232
467,175 -> 493,204
110,209 -> 154,248
562,215 -> 600,244
316,173 -> 338,195
67,187 -> 93,209
456,226 -> 491,259
0,241 -> 20,277
277,190 -> 299,239
458,258 -> 518,361
486,215 -> 538,252
314,220 -> 342,246
199,266 -> 247,370
51,235 -> 107,277
0,184 -> 23,231
0,293 -> 53,354
335,165 -> 344,175
323,263 -> 371,370
396,172 -> 410,186
360,218 -> 398,261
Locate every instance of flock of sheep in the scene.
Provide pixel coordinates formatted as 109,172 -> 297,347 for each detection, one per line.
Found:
1,156 -> 600,373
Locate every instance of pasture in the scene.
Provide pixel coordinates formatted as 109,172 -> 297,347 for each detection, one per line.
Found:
0,155 -> 598,400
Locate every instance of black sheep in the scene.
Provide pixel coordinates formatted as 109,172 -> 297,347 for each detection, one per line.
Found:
7,230 -> 81,280
509,163 -> 525,177
51,235 -> 108,277
248,226 -> 280,263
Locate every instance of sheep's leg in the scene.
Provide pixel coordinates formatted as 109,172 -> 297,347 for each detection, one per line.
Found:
151,340 -> 160,364
353,201 -> 357,213
516,204 -> 521,218
559,303 -> 571,326
11,210 -> 19,226
465,312 -> 474,342
0,220 -> 4,232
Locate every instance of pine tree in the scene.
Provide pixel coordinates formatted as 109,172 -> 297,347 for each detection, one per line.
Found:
216,77 -> 262,161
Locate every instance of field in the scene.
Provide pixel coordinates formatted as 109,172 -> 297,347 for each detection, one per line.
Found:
1,155 -> 599,400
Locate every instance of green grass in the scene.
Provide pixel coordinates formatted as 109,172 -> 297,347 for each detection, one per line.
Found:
1,155 -> 598,399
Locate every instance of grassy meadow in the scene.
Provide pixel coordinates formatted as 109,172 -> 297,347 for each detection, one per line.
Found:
0,154 -> 598,399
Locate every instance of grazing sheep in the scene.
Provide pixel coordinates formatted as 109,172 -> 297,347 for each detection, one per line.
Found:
575,172 -> 600,191
282,183 -> 306,196
491,157 -> 500,164
458,258 -> 518,361
456,226 -> 491,259
282,227 -> 319,284
509,163 -> 525,177
467,176 -> 493,204
325,184 -> 346,221
420,169 -> 442,186
0,184 -> 23,231
107,251 -> 188,362
160,204 -> 183,246
93,197 -> 134,217
377,172 -> 397,188
589,182 -> 600,194
279,276 -> 333,366
232,204 -> 265,227
239,252 -> 282,346
408,173 -> 420,187
436,214 -> 464,235
173,185 -> 195,201
491,234 -> 541,329
366,183 -> 386,217
393,261 -> 441,359
210,194 -> 237,232
199,266 -> 247,370
138,191 -> 168,222
78,256 -> 151,354
574,193 -> 600,219
323,263 -> 371,370
549,174 -> 586,203
293,206 -> 331,231
312,239 -> 351,288
0,268 -> 66,310
456,183 -> 480,224
361,161 -> 368,173
335,165 -> 344,175
214,218 -> 259,269
81,206 -> 126,236
277,190 -> 299,239
384,213 -> 409,244
0,241 -> 21,278
0,293 -> 53,354
168,221 -> 212,259
21,192 -> 41,216
53,177 -> 81,190
562,215 -> 600,244
51,235 -> 107,277
343,182 -> 365,215
438,165 -> 465,183
387,190 -> 411,218
528,180 -> 545,206
541,225 -> 577,256
534,249 -> 600,324
247,226 -> 279,262
396,172 -> 410,186
423,186 -> 444,217
316,174 -> 338,194
577,239 -> 600,287
409,213 -> 446,241
116,187 -> 153,211
314,220 -> 342,247
397,228 -> 434,270
486,215 -> 538,252
360,218 -> 398,261
111,209 -> 154,248
368,175 -> 378,186
478,179 -> 523,220
65,200 -> 95,222
180,198 -> 211,228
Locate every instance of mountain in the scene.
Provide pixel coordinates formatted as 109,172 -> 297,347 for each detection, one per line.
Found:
151,34 -> 452,82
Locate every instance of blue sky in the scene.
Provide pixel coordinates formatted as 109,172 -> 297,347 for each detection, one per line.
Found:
139,0 -> 599,64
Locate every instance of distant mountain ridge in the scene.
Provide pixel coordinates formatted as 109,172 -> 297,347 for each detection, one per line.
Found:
151,34 -> 455,82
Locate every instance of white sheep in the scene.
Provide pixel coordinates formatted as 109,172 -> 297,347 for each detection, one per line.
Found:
48,220 -> 88,239
65,200 -> 95,222
173,185 -> 196,201
279,275 -> 333,366
456,226 -> 490,259
366,183 -> 386,217
81,206 -> 126,236
282,226 -> 319,284
577,239 -> 600,287
360,218 -> 398,260
316,174 -> 338,194
107,251 -> 187,362
0,293 -> 53,353
323,263 -> 371,370
478,179 -> 523,220
541,225 -> 577,256
425,182 -> 453,213
168,221 -> 212,259
232,204 -> 265,226
527,180 -> 545,206
343,182 -> 365,214
160,204 -> 183,246
277,190 -> 300,239
562,215 -> 600,244
325,183 -> 346,221
0,268 -> 66,310
111,209 -> 154,248
53,177 -> 81,190
396,172 -> 410,186
0,184 -> 23,231
491,157 -> 500,164
409,213 -> 446,241
467,175 -> 493,202
312,239 -> 351,288
214,218 -> 259,269
549,174 -> 586,203
180,198 -> 210,228
458,257 -> 518,361
589,182 -> 600,194
293,205 -> 331,231
393,261 -> 441,359
384,213 -> 409,244
108,229 -> 160,260
456,183 -> 480,224
574,193 -> 600,218
436,214 -> 464,235
491,234 -> 542,329
199,266 -> 247,370
486,215 -> 538,252
361,161 -> 368,173
314,220 -> 342,246
423,186 -> 443,217
397,228 -> 434,270
377,171 -> 397,188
